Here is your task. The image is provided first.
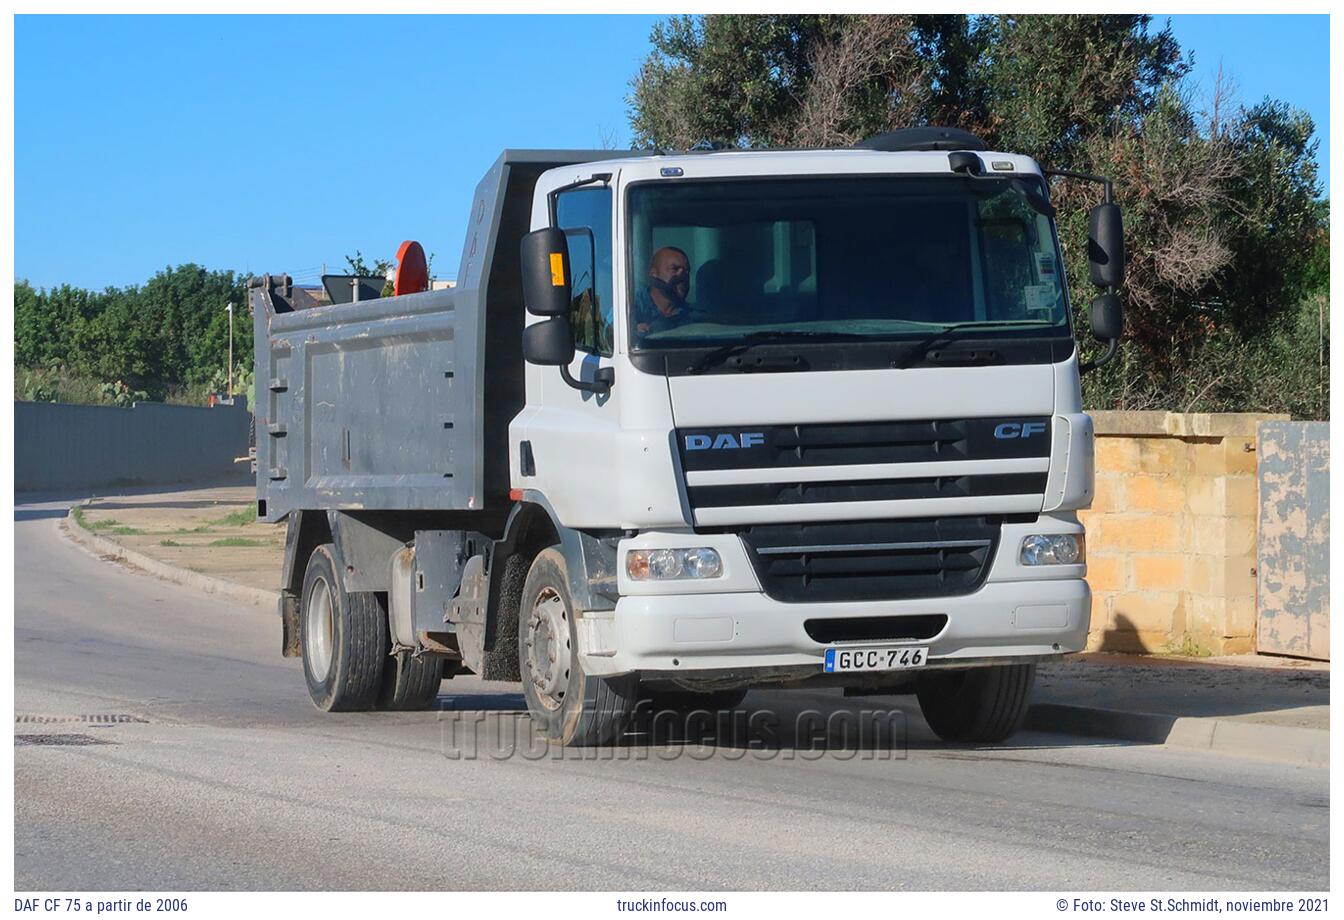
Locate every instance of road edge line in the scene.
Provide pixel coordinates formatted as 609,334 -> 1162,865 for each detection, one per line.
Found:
61,502 -> 279,610
1026,702 -> 1328,767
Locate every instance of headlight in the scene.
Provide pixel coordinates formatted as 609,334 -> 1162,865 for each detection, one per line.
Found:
1020,534 -> 1084,566
626,547 -> 723,580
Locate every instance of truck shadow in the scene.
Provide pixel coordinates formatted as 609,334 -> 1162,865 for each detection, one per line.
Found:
619,692 -> 1127,755
433,687 -> 1131,758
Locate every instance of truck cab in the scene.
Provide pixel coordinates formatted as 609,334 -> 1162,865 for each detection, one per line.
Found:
251,128 -> 1125,746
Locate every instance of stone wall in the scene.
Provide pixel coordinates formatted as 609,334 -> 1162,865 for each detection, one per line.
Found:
1081,411 -> 1287,655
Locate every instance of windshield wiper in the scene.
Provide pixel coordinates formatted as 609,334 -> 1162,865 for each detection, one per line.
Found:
686,330 -> 868,374
892,320 -> 1054,369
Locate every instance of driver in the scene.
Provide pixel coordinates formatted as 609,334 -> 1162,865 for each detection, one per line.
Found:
634,246 -> 693,336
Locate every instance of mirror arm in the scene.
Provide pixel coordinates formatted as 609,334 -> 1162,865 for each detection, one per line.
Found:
1043,168 -> 1113,204
1080,337 -> 1119,374
559,363 -> 613,397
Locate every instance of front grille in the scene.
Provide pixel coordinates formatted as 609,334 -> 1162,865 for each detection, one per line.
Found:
733,516 -> 1010,603
678,417 -> 1050,473
688,472 -> 1047,508
676,417 -> 1051,524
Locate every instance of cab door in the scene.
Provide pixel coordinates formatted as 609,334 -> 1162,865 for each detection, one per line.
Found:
519,185 -> 623,527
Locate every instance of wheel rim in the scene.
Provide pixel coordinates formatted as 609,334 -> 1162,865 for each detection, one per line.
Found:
305,575 -> 335,678
524,586 -> 571,712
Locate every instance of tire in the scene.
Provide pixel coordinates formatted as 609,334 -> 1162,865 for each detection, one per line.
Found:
378,649 -> 444,711
916,663 -> 1036,743
518,548 -> 637,746
300,544 -> 387,712
640,686 -> 749,714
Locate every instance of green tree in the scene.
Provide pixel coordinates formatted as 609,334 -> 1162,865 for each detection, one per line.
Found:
967,15 -> 1186,161
15,264 -> 250,404
630,15 -> 961,149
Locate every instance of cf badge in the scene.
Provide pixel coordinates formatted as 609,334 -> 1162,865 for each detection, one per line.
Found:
993,421 -> 1048,439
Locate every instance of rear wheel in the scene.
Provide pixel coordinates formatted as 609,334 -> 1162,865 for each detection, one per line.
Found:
378,649 -> 444,711
300,544 -> 386,711
916,664 -> 1036,743
518,548 -> 637,746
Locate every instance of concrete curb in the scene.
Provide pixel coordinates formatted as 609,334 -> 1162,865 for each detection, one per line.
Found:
62,502 -> 280,610
1026,702 -> 1329,767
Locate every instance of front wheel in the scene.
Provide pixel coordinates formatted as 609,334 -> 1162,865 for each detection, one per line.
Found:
518,548 -> 637,746
915,664 -> 1036,743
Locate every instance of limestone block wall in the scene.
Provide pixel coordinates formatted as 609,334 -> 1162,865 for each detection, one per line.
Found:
1079,411 -> 1286,655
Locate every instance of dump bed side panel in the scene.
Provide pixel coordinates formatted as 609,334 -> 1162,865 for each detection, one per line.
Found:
252,287 -> 470,520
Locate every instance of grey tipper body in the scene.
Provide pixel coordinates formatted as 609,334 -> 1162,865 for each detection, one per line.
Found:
252,149 -> 643,519
250,131 -> 1125,746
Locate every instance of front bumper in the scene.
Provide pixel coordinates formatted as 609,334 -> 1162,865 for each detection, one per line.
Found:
579,577 -> 1091,677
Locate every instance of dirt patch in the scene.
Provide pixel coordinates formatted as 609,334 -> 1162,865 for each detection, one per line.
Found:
79,485 -> 282,591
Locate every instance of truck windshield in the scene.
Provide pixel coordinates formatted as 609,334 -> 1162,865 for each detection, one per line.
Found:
627,175 -> 1070,350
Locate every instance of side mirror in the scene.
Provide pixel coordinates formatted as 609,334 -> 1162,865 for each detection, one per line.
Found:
1080,292 -> 1124,374
1089,292 -> 1124,341
520,227 -> 572,316
522,317 -> 576,366
1087,203 -> 1125,288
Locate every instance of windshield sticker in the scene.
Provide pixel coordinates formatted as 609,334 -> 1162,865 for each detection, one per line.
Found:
1024,285 -> 1055,313
1036,253 -> 1056,278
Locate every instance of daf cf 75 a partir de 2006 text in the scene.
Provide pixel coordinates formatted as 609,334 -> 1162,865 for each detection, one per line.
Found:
249,126 -> 1125,746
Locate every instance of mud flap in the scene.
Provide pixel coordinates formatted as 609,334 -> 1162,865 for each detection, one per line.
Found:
279,592 -> 301,657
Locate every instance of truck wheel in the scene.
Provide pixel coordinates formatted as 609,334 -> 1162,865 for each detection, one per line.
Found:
518,548 -> 637,746
378,650 -> 444,711
916,664 -> 1036,743
300,544 -> 387,712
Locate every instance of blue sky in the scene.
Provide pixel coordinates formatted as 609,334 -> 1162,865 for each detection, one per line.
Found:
14,14 -> 1330,291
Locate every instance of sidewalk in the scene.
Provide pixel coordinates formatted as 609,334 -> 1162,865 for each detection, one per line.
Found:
1031,653 -> 1328,766
1036,653 -> 1326,728
63,484 -> 1329,765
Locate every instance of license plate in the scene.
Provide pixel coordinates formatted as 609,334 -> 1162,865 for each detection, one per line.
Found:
823,646 -> 929,673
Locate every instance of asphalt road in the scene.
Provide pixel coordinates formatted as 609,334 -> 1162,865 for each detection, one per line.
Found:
14,495 -> 1330,891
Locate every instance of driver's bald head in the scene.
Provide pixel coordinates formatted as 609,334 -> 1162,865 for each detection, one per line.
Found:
650,247 -> 689,279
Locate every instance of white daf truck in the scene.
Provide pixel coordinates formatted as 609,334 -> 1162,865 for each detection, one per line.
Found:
249,127 -> 1125,746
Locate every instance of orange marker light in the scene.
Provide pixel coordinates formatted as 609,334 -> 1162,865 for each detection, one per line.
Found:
626,550 -> 651,581
549,252 -> 565,286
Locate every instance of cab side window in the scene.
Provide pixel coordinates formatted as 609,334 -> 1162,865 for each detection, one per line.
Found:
555,187 -> 614,357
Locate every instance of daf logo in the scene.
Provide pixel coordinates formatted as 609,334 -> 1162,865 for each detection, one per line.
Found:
685,432 -> 766,451
994,421 -> 1048,440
